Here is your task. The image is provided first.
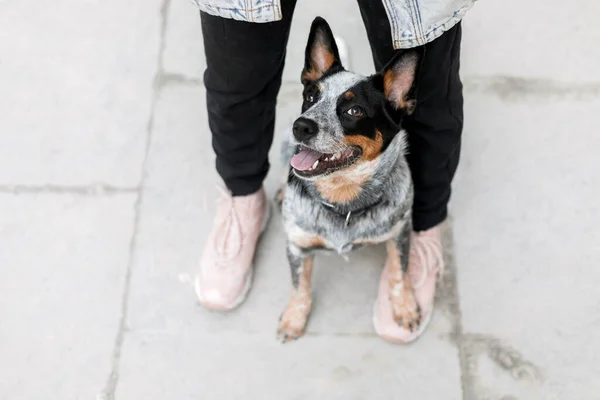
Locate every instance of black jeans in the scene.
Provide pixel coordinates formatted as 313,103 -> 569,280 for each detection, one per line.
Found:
200,0 -> 463,231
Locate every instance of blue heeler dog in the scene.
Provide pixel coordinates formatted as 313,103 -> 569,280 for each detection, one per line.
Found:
277,17 -> 424,342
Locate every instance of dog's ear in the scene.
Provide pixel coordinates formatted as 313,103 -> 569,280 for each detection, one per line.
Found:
302,17 -> 342,84
379,49 -> 422,114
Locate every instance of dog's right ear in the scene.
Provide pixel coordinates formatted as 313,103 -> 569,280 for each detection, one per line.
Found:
301,17 -> 342,84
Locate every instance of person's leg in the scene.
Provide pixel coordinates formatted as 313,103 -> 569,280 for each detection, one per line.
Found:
358,0 -> 462,342
196,2 -> 297,311
201,0 -> 297,195
358,1 -> 463,231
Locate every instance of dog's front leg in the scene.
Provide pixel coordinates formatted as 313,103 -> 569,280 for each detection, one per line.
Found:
387,222 -> 422,331
277,243 -> 314,343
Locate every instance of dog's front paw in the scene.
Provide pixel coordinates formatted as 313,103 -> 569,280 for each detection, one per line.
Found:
277,319 -> 306,343
390,280 -> 422,332
277,300 -> 311,343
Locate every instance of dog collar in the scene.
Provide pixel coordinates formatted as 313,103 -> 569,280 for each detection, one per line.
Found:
320,198 -> 384,227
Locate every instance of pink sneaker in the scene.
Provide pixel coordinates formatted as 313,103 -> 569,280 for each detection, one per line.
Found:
195,187 -> 271,311
373,224 -> 444,343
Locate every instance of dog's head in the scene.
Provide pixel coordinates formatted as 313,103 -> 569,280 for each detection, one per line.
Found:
290,17 -> 421,180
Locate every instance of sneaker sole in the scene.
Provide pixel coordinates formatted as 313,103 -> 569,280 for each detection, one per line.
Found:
195,201 -> 272,311
372,302 -> 434,344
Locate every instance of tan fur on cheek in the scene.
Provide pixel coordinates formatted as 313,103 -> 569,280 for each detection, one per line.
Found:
343,130 -> 384,161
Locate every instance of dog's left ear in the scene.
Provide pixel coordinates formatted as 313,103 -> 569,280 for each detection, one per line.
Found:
379,49 -> 423,114
302,17 -> 342,83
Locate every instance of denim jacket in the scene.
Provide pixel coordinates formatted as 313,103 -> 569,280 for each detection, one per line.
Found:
192,0 -> 475,49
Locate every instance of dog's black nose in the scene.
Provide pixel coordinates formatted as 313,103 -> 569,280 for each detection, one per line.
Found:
293,118 -> 318,142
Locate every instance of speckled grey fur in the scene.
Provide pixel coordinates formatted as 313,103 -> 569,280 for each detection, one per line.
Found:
280,72 -> 414,286
300,71 -> 363,154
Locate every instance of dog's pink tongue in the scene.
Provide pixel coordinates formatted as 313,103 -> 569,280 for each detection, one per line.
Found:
290,148 -> 322,171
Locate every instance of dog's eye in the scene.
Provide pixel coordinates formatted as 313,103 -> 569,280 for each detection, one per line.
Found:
346,106 -> 364,117
305,94 -> 315,103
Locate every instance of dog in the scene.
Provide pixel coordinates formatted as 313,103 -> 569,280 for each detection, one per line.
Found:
277,17 -> 424,342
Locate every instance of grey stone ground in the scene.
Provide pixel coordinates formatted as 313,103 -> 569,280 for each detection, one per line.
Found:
1,0 -> 600,399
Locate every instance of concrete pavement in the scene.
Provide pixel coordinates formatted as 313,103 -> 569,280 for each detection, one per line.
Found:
1,0 -> 600,399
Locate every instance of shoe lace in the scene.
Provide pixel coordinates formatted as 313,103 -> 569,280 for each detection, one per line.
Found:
410,231 -> 445,289
213,186 -> 242,262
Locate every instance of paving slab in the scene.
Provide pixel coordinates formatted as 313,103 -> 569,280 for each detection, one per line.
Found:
119,83 -> 462,397
116,330 -> 461,400
451,94 -> 600,399
0,193 -> 136,399
462,0 -> 600,82
163,0 -> 205,79
0,0 -> 162,186
5,0 -> 600,398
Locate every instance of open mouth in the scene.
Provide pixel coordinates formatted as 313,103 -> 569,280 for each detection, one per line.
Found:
290,145 -> 362,177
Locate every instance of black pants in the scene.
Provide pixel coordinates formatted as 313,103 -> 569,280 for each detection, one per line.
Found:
201,0 -> 463,231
